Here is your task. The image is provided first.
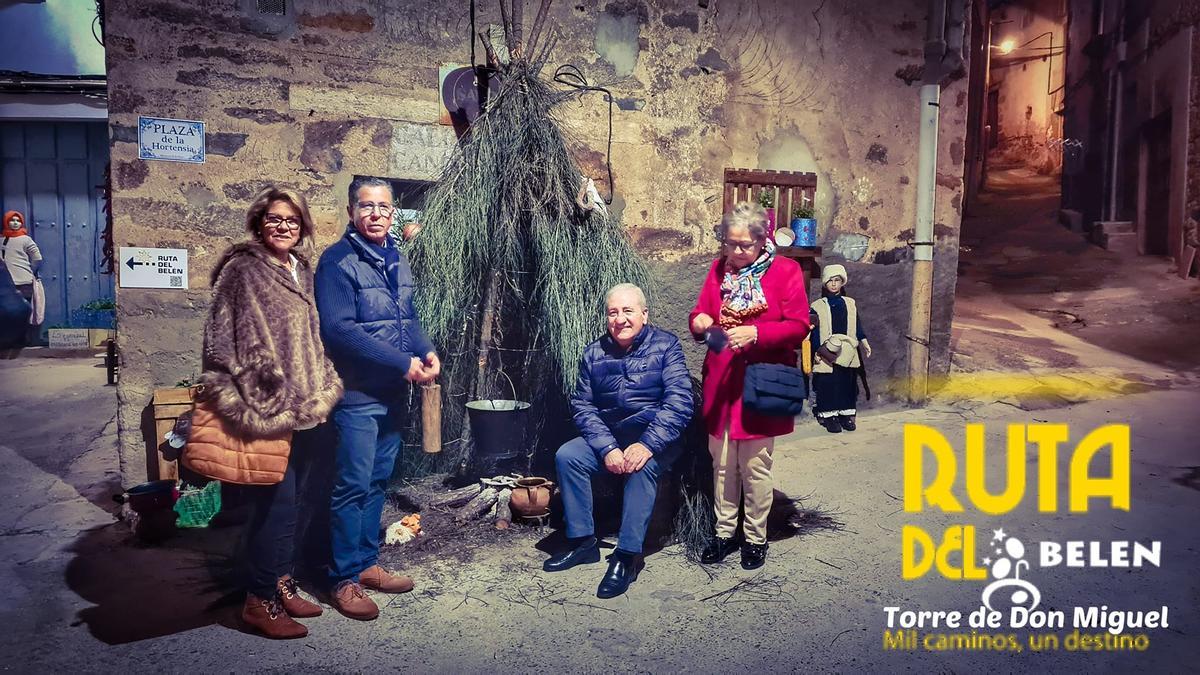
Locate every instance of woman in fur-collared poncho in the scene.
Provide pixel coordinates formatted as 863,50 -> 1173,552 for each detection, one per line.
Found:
199,233 -> 342,438
196,186 -> 342,640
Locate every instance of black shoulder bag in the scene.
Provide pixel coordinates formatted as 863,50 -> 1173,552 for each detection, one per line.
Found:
743,363 -> 808,417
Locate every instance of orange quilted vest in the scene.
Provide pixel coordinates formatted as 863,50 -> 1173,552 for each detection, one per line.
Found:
184,398 -> 293,485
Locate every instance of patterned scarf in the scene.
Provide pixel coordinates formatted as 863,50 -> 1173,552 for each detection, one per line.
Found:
719,239 -> 776,328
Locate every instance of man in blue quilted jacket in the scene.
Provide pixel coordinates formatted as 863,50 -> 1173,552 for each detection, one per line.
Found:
544,283 -> 694,599
315,176 -> 439,621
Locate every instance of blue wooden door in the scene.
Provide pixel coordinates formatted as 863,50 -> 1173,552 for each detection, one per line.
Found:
0,121 -> 112,341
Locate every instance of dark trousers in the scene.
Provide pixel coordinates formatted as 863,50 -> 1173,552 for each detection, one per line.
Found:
13,283 -> 36,346
812,366 -> 859,416
555,436 -> 662,555
328,401 -> 403,585
240,431 -> 313,598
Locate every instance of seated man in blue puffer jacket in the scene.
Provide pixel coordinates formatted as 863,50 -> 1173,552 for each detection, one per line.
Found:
544,283 -> 694,599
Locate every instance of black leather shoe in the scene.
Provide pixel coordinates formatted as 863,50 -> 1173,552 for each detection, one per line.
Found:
820,416 -> 842,433
699,536 -> 739,564
596,554 -> 640,599
839,415 -> 857,431
741,542 -> 768,570
543,538 -> 601,572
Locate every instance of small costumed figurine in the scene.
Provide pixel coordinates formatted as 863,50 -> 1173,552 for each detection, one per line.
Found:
808,264 -> 871,433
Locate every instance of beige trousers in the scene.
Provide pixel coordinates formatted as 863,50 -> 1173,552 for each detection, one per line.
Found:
708,427 -> 775,545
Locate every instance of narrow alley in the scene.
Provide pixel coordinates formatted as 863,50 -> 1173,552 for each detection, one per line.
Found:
948,164 -> 1200,408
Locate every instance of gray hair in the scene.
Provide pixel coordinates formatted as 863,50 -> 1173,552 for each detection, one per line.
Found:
714,202 -> 769,244
605,283 -> 647,311
348,176 -> 393,207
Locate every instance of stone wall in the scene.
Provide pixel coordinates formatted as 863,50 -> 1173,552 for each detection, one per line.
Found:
1062,0 -> 1197,256
1135,24 -> 1192,257
1182,7 -> 1200,245
1060,0 -> 1108,228
108,0 -> 970,482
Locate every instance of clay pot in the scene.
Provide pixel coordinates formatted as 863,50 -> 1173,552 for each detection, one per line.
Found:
509,477 -> 554,518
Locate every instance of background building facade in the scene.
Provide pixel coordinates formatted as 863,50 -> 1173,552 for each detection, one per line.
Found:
1060,0 -> 1198,259
105,0 -> 971,481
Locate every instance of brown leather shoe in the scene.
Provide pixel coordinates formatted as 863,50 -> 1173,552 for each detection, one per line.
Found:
360,564 -> 415,594
277,576 -> 323,618
331,581 -> 379,621
241,593 -> 308,639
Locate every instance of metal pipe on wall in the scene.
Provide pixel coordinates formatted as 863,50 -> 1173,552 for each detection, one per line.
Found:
1108,68 -> 1123,220
925,0 -> 947,57
1107,10 -> 1126,221
908,0 -> 950,404
1101,67 -> 1116,221
909,83 -> 941,404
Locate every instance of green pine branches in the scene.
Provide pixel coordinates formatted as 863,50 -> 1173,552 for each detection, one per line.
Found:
406,62 -> 650,473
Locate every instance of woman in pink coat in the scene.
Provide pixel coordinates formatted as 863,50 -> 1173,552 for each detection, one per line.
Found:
689,202 -> 810,570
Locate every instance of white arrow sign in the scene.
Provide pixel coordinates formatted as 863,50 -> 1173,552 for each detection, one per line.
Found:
119,247 -> 189,289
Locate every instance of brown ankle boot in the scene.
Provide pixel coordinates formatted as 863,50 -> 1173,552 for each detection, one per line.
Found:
331,581 -> 379,621
241,593 -> 308,639
360,564 -> 414,594
277,576 -> 323,618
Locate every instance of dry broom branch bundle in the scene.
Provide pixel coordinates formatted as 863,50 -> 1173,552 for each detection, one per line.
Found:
405,62 -> 650,477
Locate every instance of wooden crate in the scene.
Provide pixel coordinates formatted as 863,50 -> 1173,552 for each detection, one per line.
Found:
723,167 -> 823,282
151,387 -> 197,480
722,167 -> 818,225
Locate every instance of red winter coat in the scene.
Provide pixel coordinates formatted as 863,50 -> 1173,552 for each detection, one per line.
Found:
689,256 -> 811,440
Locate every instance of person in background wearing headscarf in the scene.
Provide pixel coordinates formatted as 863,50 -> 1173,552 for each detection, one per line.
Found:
1,211 -> 43,345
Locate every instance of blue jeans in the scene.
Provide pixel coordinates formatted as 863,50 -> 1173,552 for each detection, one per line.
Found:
329,401 -> 402,585
555,436 -> 662,554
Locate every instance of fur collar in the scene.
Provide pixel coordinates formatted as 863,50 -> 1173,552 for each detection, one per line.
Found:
210,240 -> 310,287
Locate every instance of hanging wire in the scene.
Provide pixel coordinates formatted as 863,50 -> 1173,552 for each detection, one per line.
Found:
469,0 -> 476,67
552,64 -> 616,205
92,0 -> 105,45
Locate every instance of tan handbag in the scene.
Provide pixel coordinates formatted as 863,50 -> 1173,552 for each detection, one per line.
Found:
183,394 -> 293,485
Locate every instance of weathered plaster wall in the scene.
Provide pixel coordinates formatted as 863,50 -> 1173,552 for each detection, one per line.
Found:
108,0 -> 970,481
1060,0 -> 1109,228
1191,23 -> 1200,238
1137,1 -> 1200,257
1062,0 -> 1197,257
1132,26 -> 1192,257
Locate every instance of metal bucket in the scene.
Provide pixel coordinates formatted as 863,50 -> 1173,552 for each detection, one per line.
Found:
465,399 -> 530,460
120,479 -> 178,514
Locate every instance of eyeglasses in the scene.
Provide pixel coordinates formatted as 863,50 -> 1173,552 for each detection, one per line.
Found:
724,240 -> 761,253
263,214 -> 302,230
357,202 -> 394,216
